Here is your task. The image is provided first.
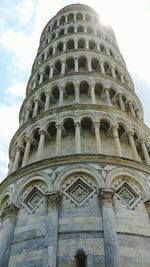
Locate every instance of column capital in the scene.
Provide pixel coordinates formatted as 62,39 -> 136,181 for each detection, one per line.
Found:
25,135 -> 33,143
45,90 -> 51,96
74,121 -> 80,127
56,123 -> 62,129
112,124 -> 119,130
98,188 -> 115,208
45,191 -> 61,209
144,198 -> 150,216
16,144 -> 24,152
138,137 -> 146,144
59,86 -> 65,91
39,128 -> 47,135
94,122 -> 100,128
127,129 -> 134,136
0,204 -> 19,222
74,82 -> 79,88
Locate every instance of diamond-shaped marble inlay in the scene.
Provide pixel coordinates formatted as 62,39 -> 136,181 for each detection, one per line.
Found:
22,186 -> 44,213
116,181 -> 141,209
64,177 -> 95,206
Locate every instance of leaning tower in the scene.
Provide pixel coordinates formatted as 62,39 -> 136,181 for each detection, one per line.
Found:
1,3 -> 150,267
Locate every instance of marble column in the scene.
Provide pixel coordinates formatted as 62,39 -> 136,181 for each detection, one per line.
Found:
63,42 -> 66,51
43,192 -> 61,267
61,60 -> 66,75
32,99 -> 39,117
90,84 -> 96,104
128,101 -> 136,117
44,92 -> 51,111
39,72 -> 44,84
97,43 -> 100,52
50,65 -> 54,78
24,107 -> 31,123
22,136 -> 32,167
75,57 -> 78,72
86,40 -> 89,49
94,123 -> 101,153
111,67 -> 116,78
128,130 -> 139,161
135,109 -> 141,120
87,57 -> 92,72
75,83 -> 80,103
12,145 -> 23,172
118,93 -> 125,111
59,87 -> 64,107
75,122 -> 81,153
0,204 -> 19,267
56,125 -> 62,156
139,138 -> 150,165
112,125 -> 122,157
36,129 -> 46,160
105,87 -> 111,107
100,61 -> 105,74
98,189 -> 120,267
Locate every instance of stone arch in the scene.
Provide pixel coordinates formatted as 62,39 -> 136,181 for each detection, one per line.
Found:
105,167 -> 149,199
54,164 -> 105,190
67,39 -> 75,50
68,25 -> 74,34
57,41 -> 63,52
0,190 -> 12,214
61,117 -> 75,154
76,12 -> 83,21
78,38 -> 85,49
77,25 -> 84,33
15,172 -> 52,204
68,13 -> 74,23
59,28 -> 65,37
66,57 -> 75,73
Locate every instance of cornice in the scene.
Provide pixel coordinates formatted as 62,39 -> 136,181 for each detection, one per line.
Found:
1,154 -> 150,192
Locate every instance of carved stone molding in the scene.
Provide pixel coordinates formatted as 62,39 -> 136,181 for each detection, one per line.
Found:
0,204 -> 19,223
45,191 -> 61,209
98,188 -> 115,208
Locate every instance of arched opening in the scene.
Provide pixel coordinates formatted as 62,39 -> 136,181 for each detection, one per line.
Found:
60,16 -> 65,25
85,14 -> 92,21
41,53 -> 44,61
77,26 -> 84,33
48,47 -> 53,57
81,117 -> 96,153
75,250 -> 87,267
115,69 -> 121,80
104,62 -> 111,75
91,58 -> 100,72
28,101 -> 34,120
68,26 -> 74,34
43,66 -> 50,82
68,13 -> 74,22
54,61 -> 61,76
87,27 -> 94,34
89,40 -> 95,50
109,49 -> 114,57
45,122 -> 57,158
52,33 -> 56,40
28,128 -> 40,163
53,20 -> 57,28
100,44 -> 105,53
80,82 -> 90,104
51,86 -> 59,108
38,92 -> 46,114
100,120 -> 113,155
67,40 -> 74,50
78,57 -> 87,71
64,83 -> 75,105
59,28 -> 65,37
95,83 -> 104,105
62,118 -> 75,155
76,13 -> 83,21
78,39 -> 85,49
66,58 -> 75,73
57,42 -> 63,52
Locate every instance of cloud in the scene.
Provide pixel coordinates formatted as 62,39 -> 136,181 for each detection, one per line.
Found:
16,0 -> 35,25
6,79 -> 26,98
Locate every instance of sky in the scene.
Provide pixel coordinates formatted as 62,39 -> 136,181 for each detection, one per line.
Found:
0,0 -> 150,182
